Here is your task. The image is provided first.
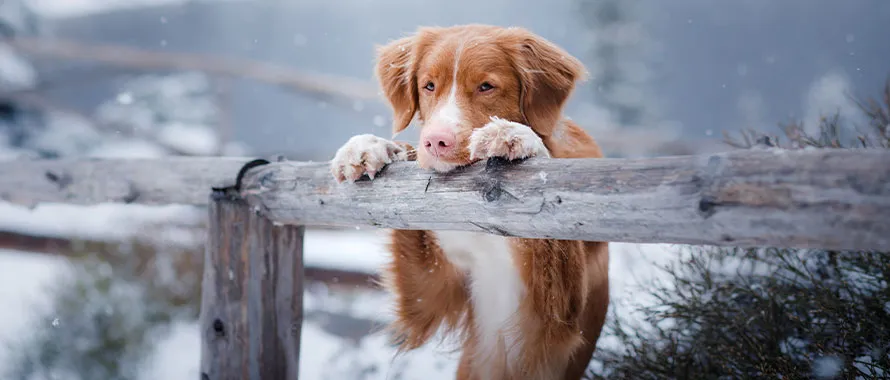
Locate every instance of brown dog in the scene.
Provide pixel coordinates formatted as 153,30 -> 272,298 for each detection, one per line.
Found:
330,24 -> 609,380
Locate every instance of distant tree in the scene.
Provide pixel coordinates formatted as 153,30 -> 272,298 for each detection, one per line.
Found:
576,0 -> 655,128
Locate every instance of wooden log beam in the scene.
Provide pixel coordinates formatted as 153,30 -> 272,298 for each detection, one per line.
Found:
2,149 -> 889,250
0,157 -> 252,206
236,149 -> 890,251
200,192 -> 303,380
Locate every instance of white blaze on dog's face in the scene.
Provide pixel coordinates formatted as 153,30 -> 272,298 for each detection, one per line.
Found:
374,25 -> 586,172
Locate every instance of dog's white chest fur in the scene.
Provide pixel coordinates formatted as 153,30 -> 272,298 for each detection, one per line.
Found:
434,230 -> 524,365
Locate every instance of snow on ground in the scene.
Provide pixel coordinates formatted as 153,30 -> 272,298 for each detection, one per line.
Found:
0,202 -> 204,242
0,249 -> 67,371
137,320 -> 203,380
0,44 -> 37,91
304,229 -> 390,273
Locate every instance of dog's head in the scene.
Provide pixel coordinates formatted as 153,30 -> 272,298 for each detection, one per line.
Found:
375,24 -> 586,172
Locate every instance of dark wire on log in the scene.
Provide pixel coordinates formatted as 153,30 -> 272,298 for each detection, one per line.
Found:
212,158 -> 272,200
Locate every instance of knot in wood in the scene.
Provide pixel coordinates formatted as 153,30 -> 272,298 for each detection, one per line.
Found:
44,170 -> 73,190
698,195 -> 717,218
212,318 -> 226,337
483,182 -> 503,202
258,171 -> 276,189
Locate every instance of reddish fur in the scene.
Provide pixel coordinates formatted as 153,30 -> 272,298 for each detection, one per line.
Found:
373,24 -> 609,379
382,230 -> 470,350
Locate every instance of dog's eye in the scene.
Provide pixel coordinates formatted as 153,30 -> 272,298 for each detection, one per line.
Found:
423,82 -> 435,92
478,82 -> 494,92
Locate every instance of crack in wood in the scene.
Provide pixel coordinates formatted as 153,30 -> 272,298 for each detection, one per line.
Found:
696,155 -> 726,219
122,182 -> 140,204
846,172 -> 890,195
469,221 -> 510,236
44,170 -> 72,190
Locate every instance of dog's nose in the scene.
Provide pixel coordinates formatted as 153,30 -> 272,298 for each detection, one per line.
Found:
422,131 -> 456,157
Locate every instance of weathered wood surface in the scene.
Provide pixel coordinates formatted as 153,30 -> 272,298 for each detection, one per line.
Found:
199,194 -> 304,380
238,149 -> 890,251
2,149 -> 889,250
0,157 -> 251,206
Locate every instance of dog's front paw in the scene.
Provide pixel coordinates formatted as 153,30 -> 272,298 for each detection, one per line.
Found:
468,117 -> 550,161
330,134 -> 408,183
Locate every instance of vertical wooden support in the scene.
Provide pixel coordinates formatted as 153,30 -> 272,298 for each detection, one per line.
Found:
199,193 -> 304,380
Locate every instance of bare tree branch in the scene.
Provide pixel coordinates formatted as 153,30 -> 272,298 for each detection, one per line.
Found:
4,36 -> 380,103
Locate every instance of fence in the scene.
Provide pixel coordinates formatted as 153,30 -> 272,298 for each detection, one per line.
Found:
1,148 -> 888,379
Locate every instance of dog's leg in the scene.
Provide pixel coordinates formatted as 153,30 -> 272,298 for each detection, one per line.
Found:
467,119 -> 609,379
330,135 -> 468,352
385,230 -> 470,351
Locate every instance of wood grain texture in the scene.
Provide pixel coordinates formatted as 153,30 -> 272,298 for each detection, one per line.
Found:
0,157 -> 251,206
199,194 -> 304,380
237,149 -> 890,251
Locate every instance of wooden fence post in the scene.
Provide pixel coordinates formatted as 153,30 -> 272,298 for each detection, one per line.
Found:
199,190 -> 304,380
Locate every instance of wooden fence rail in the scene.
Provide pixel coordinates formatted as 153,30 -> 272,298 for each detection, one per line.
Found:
4,149 -> 888,250
238,149 -> 890,251
1,148 -> 889,379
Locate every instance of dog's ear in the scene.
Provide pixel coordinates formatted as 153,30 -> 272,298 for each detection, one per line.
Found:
375,28 -> 441,135
503,28 -> 586,137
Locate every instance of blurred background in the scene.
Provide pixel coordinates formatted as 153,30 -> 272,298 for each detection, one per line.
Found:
0,0 -> 887,379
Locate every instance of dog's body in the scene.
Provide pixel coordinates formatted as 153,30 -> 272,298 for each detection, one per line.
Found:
330,25 -> 609,380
